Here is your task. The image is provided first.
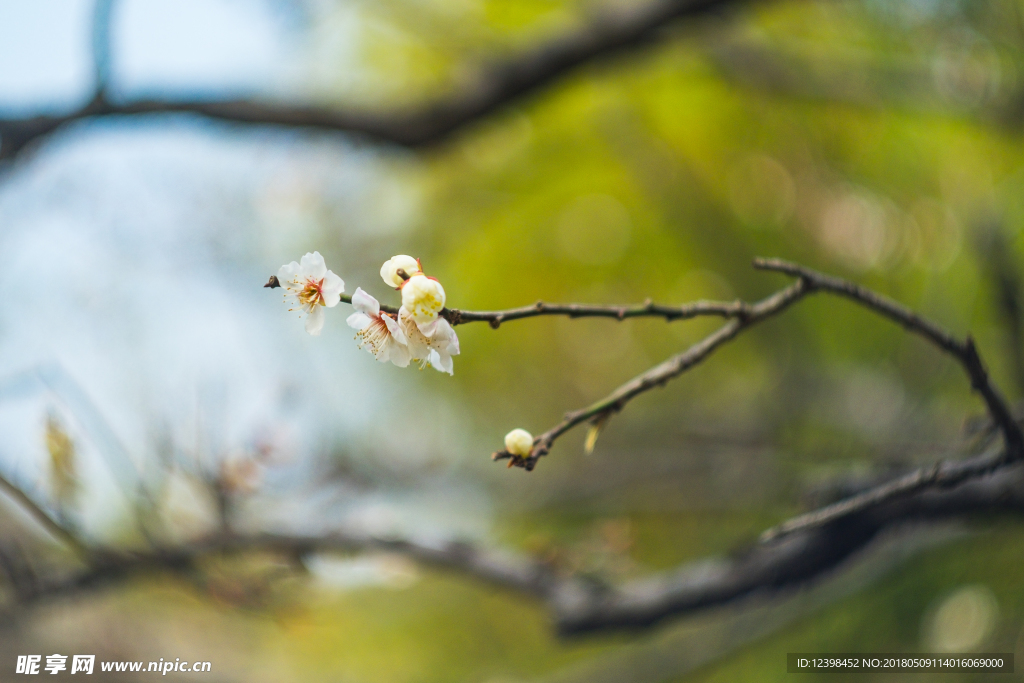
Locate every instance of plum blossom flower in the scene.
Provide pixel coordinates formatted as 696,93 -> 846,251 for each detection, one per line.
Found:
277,252 -> 344,335
400,307 -> 460,374
504,429 -> 534,457
346,288 -> 410,367
380,255 -> 422,289
401,274 -> 446,335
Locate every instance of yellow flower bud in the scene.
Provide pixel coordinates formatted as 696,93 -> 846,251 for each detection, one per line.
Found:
380,255 -> 421,289
504,428 -> 534,456
401,274 -> 446,329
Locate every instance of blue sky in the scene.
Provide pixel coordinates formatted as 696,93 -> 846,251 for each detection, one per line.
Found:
0,0 -> 293,112
0,1 -> 489,542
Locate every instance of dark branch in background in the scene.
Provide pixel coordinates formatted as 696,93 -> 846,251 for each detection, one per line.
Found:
973,218 -> 1024,396
759,447 -> 1008,541
6,456 -> 1024,636
0,471 -> 92,561
92,0 -> 115,99
552,459 -> 1024,634
0,0 -> 750,161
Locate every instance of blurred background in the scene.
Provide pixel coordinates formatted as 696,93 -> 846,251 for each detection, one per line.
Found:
2,0 -> 1024,680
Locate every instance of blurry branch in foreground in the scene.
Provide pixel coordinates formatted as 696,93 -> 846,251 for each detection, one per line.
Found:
2,441 -> 1024,635
0,471 -> 92,561
0,0 -> 750,161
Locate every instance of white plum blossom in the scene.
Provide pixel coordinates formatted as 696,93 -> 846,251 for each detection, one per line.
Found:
346,288 -> 411,367
401,274 -> 446,335
380,255 -> 421,289
400,307 -> 460,375
504,428 -> 534,457
277,252 -> 345,335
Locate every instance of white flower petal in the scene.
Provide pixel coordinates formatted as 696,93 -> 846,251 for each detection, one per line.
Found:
429,349 -> 453,375
382,313 -> 407,344
321,270 -> 345,306
416,319 -> 439,337
346,311 -> 373,331
389,341 -> 411,368
351,287 -> 380,317
435,319 -> 459,355
380,255 -> 421,288
300,251 -> 327,280
277,261 -> 303,290
305,305 -> 325,335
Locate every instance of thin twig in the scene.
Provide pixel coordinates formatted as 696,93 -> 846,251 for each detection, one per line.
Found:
753,258 -> 1024,461
267,277 -> 755,327
497,258 -> 1023,473
494,278 -> 810,469
444,299 -> 751,328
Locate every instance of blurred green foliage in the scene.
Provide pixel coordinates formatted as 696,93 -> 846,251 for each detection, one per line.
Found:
309,0 -> 1024,675
16,0 -> 1024,679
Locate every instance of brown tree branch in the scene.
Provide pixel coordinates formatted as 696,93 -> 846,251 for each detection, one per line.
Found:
753,258 -> 1024,460
495,258 -> 1022,472
7,460 -> 1024,637
13,260 -> 1017,635
266,276 -> 755,327
759,447 -> 1009,542
494,278 -> 809,470
443,298 -> 751,328
0,0 -> 750,161
552,460 -> 1024,634
9,530 -> 556,609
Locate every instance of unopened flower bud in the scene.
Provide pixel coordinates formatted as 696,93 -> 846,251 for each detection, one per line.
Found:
380,255 -> 421,289
504,429 -> 534,457
401,274 -> 446,330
